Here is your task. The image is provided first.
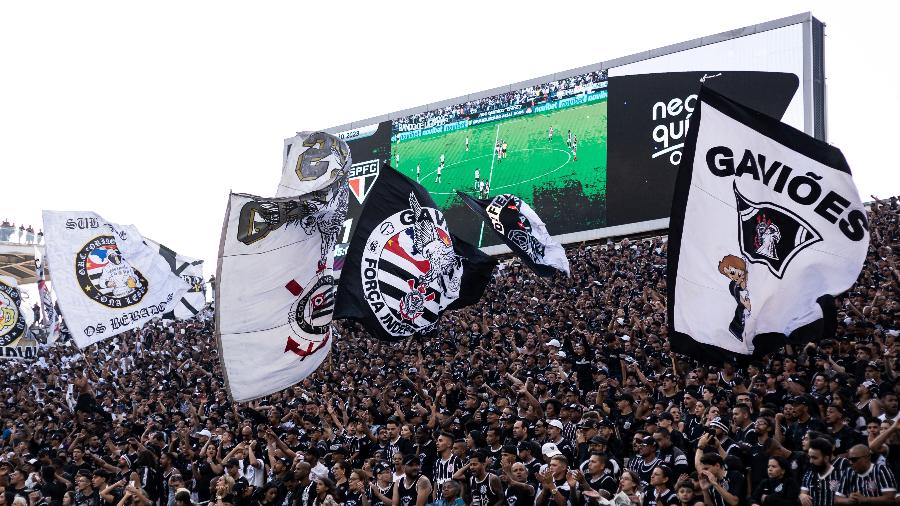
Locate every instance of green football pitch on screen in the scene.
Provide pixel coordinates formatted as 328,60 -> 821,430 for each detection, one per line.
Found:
391,99 -> 607,210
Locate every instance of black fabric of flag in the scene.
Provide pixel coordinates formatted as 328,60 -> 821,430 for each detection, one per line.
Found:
334,166 -> 496,341
667,87 -> 868,365
457,191 -> 570,277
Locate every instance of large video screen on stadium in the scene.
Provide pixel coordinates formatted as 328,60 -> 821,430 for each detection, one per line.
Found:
330,16 -> 822,252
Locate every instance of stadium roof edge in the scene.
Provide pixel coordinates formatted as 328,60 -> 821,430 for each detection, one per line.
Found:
319,12 -> 814,136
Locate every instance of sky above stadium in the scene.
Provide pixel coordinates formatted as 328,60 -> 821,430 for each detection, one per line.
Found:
2,1 -> 898,273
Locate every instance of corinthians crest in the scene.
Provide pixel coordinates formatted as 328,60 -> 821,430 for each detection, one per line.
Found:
734,184 -> 822,279
361,192 -> 462,337
284,274 -> 334,359
0,279 -> 27,346
76,235 -> 148,308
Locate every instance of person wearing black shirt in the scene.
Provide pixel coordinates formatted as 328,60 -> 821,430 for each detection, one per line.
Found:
39,466 -> 69,506
7,467 -> 31,506
342,470 -> 368,506
452,451 -> 502,506
73,472 -> 102,506
545,421 -> 576,465
385,420 -> 414,462
643,466 -> 679,506
698,453 -> 744,506
393,456 -> 432,506
823,406 -> 859,457
653,429 -> 688,478
731,405 -> 757,446
500,462 -> 535,506
583,452 -> 617,497
751,456 -> 800,506
627,436 -> 662,489
414,427 -> 437,480
370,463 -> 395,506
786,397 -> 826,451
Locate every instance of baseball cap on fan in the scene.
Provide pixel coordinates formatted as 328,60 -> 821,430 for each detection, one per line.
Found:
541,442 -> 563,457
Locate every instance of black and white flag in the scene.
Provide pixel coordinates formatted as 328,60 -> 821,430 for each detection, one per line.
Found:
145,239 -> 206,320
334,166 -> 496,341
0,276 -> 37,360
667,88 -> 869,364
457,192 -> 569,276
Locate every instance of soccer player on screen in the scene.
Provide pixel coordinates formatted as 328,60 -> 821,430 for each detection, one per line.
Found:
440,153 -> 445,169
416,164 -> 421,182
548,126 -> 553,142
465,136 -> 469,152
474,168 -> 480,190
567,129 -> 572,147
435,164 -> 442,183
502,141 -> 508,158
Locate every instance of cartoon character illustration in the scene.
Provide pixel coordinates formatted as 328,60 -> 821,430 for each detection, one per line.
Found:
754,213 -> 781,260
100,249 -> 142,297
718,255 -> 751,341
300,176 -> 349,273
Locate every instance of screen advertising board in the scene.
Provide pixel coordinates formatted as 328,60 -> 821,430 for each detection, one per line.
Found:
326,15 -> 821,255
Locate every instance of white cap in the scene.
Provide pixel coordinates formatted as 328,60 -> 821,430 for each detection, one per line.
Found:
195,429 -> 213,438
547,339 -> 562,348
557,351 -> 567,358
619,335 -> 631,342
547,419 -> 564,430
541,442 -> 563,457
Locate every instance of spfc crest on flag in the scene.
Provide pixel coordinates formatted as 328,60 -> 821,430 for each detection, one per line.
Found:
734,184 -> 822,279
348,159 -> 380,205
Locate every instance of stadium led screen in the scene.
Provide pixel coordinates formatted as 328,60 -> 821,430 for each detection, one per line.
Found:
326,13 -> 824,254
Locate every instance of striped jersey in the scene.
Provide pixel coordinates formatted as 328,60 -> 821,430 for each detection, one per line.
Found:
801,465 -> 842,506
837,463 -> 897,498
433,454 -> 463,500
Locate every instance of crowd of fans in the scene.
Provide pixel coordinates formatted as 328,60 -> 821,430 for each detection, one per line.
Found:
0,196 -> 897,506
0,221 -> 41,244
393,71 -> 606,134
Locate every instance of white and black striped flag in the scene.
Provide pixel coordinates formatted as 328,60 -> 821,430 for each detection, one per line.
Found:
334,166 -> 496,341
145,239 -> 205,320
457,192 -> 569,277
667,88 -> 869,364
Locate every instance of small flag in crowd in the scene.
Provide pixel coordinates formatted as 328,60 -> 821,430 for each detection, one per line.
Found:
144,238 -> 206,320
217,131 -> 351,402
42,211 -> 190,348
335,166 -> 496,341
667,87 -> 869,364
34,247 -> 61,344
457,191 -> 570,277
0,275 -> 37,360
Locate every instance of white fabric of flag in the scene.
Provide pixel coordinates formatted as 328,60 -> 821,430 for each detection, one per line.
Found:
34,247 -> 61,344
277,131 -> 351,198
42,211 -> 190,348
218,132 -> 351,402
144,238 -> 206,320
668,88 -> 869,362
